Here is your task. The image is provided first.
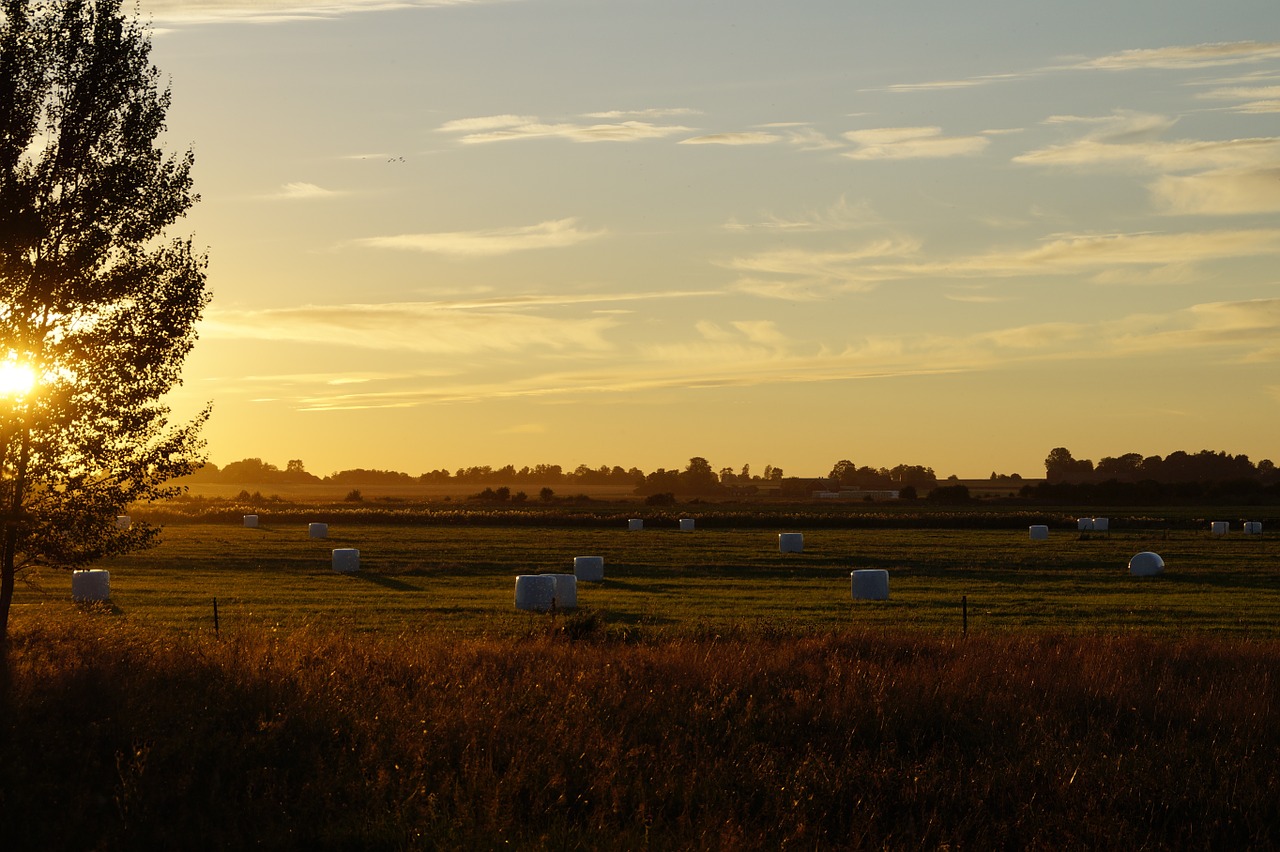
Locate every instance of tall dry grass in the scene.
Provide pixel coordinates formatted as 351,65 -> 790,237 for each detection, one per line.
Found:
1,615 -> 1276,850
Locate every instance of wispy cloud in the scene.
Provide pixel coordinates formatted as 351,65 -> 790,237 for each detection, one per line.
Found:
909,228 -> 1280,279
1152,167 -> 1280,215
202,301 -> 619,355
1016,111 -> 1280,215
725,227 -> 1280,296
263,181 -> 346,201
249,297 -> 1280,411
410,290 -> 721,310
1196,82 -> 1280,114
1013,134 -> 1280,170
1063,41 -> 1280,71
679,132 -> 781,146
583,108 -> 701,119
146,1 -> 505,26
437,114 -> 693,144
876,41 -> 1280,94
780,126 -> 845,151
723,237 -> 923,298
944,287 -> 1011,304
878,73 -> 1022,93
723,196 -> 880,232
353,218 -> 604,256
843,127 -> 989,160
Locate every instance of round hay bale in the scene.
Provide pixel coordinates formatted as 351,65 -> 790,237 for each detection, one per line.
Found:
1129,551 -> 1164,577
1092,517 -> 1109,532
71,569 -> 110,602
851,569 -> 889,600
331,548 -> 360,573
308,522 -> 328,539
679,518 -> 695,532
1029,524 -> 1049,541
515,574 -> 556,611
778,532 -> 804,553
550,573 -> 578,609
243,514 -> 258,528
574,556 -> 604,582
1077,517 -> 1093,531
1244,521 -> 1263,535
1211,521 -> 1229,536
628,518 -> 643,531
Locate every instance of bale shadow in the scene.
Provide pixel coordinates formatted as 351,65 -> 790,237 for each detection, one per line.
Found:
352,572 -> 419,591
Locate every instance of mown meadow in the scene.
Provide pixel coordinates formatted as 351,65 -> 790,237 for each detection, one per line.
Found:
2,507 -> 1278,849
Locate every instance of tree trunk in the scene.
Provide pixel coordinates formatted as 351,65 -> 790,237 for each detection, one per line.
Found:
0,526 -> 15,646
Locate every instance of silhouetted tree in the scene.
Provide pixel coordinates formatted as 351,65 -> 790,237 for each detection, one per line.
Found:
0,0 -> 208,641
1044,447 -> 1094,482
829,459 -> 857,485
680,456 -> 721,494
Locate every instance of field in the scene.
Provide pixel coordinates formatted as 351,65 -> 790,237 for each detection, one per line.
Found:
4,508 -> 1280,850
11,515 -> 1280,637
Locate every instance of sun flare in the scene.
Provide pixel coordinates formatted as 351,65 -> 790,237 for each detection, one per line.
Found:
0,361 -> 36,398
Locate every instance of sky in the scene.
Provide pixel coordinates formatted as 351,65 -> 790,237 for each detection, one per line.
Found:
141,0 -> 1280,479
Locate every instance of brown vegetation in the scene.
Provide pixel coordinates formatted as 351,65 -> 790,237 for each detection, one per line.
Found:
2,616 -> 1277,850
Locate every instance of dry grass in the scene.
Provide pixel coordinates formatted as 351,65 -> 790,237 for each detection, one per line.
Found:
2,614 -> 1277,850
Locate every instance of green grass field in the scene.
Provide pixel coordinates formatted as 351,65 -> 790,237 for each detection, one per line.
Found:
14,520 -> 1279,638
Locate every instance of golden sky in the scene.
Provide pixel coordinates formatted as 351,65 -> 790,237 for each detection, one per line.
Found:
145,0 -> 1279,478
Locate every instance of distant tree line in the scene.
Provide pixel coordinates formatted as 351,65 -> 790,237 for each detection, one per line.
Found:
181,455 -> 941,498
1031,447 -> 1280,505
1043,448 -> 1276,484
181,447 -> 1277,504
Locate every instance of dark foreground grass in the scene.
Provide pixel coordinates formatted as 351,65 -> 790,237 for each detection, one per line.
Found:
2,616 -> 1277,850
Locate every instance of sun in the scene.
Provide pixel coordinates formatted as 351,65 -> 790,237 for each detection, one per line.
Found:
0,361 -> 36,398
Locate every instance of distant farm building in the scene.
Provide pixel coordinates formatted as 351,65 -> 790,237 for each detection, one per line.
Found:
813,488 -> 900,501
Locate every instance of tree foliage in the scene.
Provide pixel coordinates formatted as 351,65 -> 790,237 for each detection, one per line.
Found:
0,0 -> 208,640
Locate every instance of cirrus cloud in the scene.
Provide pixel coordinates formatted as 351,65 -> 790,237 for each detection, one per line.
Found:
353,218 -> 604,257
679,132 -> 781,146
437,114 -> 693,144
843,127 -> 989,160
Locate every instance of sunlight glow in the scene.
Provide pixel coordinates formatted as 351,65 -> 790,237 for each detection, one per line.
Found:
0,361 -> 36,398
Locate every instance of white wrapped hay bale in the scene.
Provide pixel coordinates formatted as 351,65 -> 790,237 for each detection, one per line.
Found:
679,518 -> 695,532
1029,525 -> 1049,541
778,532 -> 804,553
1077,517 -> 1093,531
1244,521 -> 1263,535
72,569 -> 110,602
331,548 -> 360,573
308,523 -> 328,539
628,518 -> 643,531
1211,521 -> 1229,536
851,569 -> 889,600
515,574 -> 556,611
1129,551 -> 1164,577
574,556 -> 604,582
243,514 -> 258,528
1092,517 -> 1109,532
551,573 -> 578,609
116,515 -> 131,530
